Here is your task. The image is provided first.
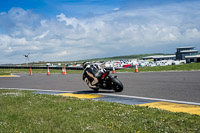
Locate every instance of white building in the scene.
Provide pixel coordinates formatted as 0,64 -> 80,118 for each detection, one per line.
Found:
142,55 -> 176,61
185,55 -> 200,63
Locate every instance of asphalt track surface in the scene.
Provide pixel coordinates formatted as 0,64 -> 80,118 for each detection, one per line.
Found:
0,71 -> 200,103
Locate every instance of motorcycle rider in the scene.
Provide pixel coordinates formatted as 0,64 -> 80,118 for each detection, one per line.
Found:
82,62 -> 105,88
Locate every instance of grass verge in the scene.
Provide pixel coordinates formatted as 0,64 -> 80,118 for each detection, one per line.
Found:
0,71 -> 10,75
0,69 -> 82,75
0,89 -> 200,133
118,63 -> 200,72
0,63 -> 200,75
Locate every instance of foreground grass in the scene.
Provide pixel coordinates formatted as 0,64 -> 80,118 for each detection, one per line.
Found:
0,89 -> 200,133
118,63 -> 200,73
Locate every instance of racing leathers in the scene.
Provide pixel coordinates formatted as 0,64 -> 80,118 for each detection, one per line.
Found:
83,63 -> 104,88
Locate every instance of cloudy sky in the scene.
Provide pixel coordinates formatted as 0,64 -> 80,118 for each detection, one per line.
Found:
0,0 -> 200,64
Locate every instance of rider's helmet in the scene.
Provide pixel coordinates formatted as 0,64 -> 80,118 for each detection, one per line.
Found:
82,62 -> 90,69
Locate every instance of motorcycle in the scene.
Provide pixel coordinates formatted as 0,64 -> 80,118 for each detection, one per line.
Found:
83,69 -> 124,92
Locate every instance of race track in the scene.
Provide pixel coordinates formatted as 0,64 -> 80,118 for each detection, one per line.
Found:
0,71 -> 200,103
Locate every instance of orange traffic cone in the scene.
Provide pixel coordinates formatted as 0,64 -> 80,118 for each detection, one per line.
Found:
47,67 -> 50,76
135,64 -> 138,73
62,67 -> 66,75
112,64 -> 116,74
30,67 -> 32,76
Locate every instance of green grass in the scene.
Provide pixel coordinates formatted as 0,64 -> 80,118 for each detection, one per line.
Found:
0,71 -> 10,75
80,53 -> 166,62
0,69 -> 82,75
1,63 -> 200,75
118,63 -> 200,72
23,53 -> 166,65
0,89 -> 200,133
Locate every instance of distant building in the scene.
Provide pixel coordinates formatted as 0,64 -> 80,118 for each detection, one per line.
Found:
185,55 -> 200,63
142,46 -> 200,63
175,46 -> 198,60
142,55 -> 176,61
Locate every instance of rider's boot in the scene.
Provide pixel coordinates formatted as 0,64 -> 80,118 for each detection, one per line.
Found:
88,82 -> 97,88
85,77 -> 97,88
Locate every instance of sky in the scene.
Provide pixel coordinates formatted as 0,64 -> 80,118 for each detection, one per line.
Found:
0,0 -> 200,64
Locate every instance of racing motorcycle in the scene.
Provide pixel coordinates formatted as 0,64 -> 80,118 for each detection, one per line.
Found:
83,69 -> 124,92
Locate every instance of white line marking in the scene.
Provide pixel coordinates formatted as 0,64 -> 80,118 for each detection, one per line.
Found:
11,74 -> 20,77
1,88 -> 200,106
98,93 -> 200,106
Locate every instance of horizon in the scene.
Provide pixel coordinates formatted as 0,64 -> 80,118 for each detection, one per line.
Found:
0,52 -> 185,65
0,0 -> 200,64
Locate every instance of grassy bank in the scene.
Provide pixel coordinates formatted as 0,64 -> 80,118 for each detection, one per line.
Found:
0,89 -> 200,133
118,63 -> 200,72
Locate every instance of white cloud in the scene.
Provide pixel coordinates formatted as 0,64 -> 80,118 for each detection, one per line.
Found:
56,51 -> 69,57
113,8 -> 120,11
0,1 -> 200,64
56,13 -> 80,28
5,47 -> 13,53
33,30 -> 49,40
40,20 -> 48,27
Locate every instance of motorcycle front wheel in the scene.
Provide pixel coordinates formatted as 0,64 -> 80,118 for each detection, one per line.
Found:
110,77 -> 124,92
